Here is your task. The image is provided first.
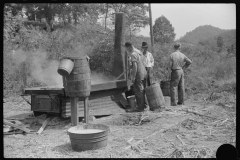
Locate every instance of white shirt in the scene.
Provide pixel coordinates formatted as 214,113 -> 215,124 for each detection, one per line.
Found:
142,51 -> 154,68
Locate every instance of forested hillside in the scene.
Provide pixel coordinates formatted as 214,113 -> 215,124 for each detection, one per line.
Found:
178,25 -> 228,44
199,29 -> 236,47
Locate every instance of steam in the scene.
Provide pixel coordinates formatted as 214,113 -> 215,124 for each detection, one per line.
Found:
30,50 -> 63,87
11,49 -> 63,87
11,46 -> 115,87
11,49 -> 27,65
91,72 -> 115,85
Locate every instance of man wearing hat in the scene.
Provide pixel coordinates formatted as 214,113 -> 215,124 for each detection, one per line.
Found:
168,43 -> 192,106
124,42 -> 148,112
141,42 -> 154,86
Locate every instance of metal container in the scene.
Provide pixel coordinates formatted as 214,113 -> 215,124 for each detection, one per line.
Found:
160,81 -> 170,96
65,56 -> 91,97
145,83 -> 165,111
127,95 -> 136,109
164,96 -> 171,107
68,124 -> 109,152
58,58 -> 74,77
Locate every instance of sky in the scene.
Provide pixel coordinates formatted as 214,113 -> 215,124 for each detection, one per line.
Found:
138,3 -> 236,40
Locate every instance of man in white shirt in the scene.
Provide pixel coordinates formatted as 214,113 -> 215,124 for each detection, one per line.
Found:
141,42 -> 154,86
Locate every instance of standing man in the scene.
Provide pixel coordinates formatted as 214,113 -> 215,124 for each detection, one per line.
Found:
168,43 -> 192,106
125,42 -> 147,112
141,42 -> 154,86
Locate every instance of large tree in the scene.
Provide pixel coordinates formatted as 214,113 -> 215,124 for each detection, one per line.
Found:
153,15 -> 176,44
99,4 -> 149,39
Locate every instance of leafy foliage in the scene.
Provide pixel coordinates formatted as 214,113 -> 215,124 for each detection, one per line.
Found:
178,25 -> 227,45
153,15 -> 176,44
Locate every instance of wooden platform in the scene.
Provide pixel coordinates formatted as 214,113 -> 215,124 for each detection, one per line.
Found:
23,80 -> 131,118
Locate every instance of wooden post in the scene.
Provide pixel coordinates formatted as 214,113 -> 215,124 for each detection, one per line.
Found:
84,97 -> 89,123
113,12 -> 126,79
70,97 -> 78,126
149,3 -> 154,53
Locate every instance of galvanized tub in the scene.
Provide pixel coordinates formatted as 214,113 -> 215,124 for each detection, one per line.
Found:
68,124 -> 109,152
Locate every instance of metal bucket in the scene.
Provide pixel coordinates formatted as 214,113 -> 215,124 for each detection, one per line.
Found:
160,81 -> 170,96
68,124 -> 109,152
58,58 -> 74,77
127,95 -> 136,109
164,96 -> 171,107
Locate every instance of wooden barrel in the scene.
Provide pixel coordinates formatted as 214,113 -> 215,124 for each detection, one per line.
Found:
145,83 -> 165,111
65,56 -> 91,97
160,81 -> 170,96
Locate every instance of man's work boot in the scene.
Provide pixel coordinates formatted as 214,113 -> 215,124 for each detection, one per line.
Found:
126,107 -> 144,113
177,102 -> 184,105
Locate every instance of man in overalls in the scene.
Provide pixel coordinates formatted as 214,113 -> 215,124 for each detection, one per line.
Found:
125,42 -> 147,112
168,43 -> 192,106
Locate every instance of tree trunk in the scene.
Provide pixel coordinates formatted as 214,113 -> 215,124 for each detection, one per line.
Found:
129,24 -> 132,41
73,12 -> 77,25
149,3 -> 154,52
22,62 -> 27,89
105,4 -> 109,31
68,13 -> 71,24
45,4 -> 53,32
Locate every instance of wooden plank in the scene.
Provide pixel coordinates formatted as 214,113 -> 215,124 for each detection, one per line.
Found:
24,80 -> 132,95
24,88 -> 64,95
3,119 -> 31,133
37,118 -> 51,134
61,96 -> 127,118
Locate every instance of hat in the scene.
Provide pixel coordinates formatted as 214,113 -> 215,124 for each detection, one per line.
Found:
141,42 -> 148,48
125,42 -> 133,47
174,43 -> 181,49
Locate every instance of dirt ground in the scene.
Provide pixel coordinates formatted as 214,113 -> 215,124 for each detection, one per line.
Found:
3,94 -> 236,158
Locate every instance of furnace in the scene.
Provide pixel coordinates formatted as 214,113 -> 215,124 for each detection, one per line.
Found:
22,13 -> 132,122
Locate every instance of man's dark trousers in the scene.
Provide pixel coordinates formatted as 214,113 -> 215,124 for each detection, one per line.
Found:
170,69 -> 185,105
145,67 -> 153,86
133,79 -> 148,110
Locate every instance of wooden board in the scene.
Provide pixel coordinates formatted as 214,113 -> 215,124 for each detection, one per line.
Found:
61,92 -> 128,118
4,119 -> 31,133
23,80 -> 132,95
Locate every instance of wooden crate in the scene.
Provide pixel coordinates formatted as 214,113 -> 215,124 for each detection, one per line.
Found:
31,95 -> 61,113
